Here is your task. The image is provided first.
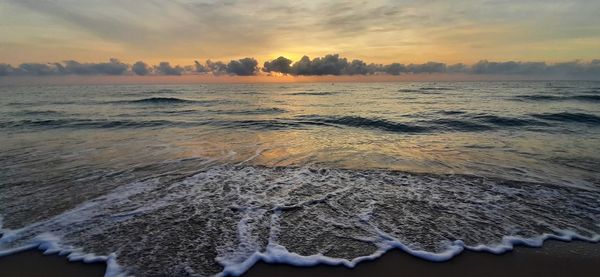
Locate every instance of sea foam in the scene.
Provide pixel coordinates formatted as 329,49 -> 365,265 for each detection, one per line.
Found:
1,166 -> 599,276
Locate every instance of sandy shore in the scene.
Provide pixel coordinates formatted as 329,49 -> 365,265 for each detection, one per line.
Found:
0,239 -> 598,277
0,249 -> 106,277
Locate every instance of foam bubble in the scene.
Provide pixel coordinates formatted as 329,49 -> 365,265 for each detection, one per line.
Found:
1,166 -> 599,276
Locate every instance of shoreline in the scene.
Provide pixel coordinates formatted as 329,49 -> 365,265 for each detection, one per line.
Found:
0,239 -> 598,277
0,248 -> 106,277
243,239 -> 600,277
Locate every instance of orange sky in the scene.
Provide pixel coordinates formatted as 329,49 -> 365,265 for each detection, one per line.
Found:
1,0 -> 599,66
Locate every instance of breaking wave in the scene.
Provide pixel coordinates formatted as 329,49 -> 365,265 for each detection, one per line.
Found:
1,166 -> 599,276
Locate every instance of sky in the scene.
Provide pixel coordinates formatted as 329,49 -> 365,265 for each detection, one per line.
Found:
1,0 -> 599,81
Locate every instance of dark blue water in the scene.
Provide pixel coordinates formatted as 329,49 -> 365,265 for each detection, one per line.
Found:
1,82 -> 599,276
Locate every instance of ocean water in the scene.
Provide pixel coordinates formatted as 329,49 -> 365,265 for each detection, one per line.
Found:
0,81 -> 599,276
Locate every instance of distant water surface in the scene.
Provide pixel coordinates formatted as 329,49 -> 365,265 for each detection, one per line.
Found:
1,82 -> 599,276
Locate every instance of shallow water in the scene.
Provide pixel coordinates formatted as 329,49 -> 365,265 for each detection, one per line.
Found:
1,82 -> 599,276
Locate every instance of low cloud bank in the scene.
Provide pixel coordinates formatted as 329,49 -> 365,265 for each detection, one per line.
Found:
1,55 -> 599,78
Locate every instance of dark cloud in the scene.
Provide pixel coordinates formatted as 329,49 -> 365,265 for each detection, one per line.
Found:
406,62 -> 446,74
343,59 -> 369,75
366,63 -> 384,74
263,56 -> 293,74
132,61 -> 151,76
0,64 -> 15,76
226,58 -> 259,76
289,56 -> 313,75
271,55 -> 449,76
18,63 -> 56,76
266,55 -> 600,78
447,63 -> 468,73
155,62 -> 184,76
194,61 -> 208,73
60,59 -> 129,75
383,63 -> 405,75
0,56 -> 599,78
551,61 -> 600,76
471,60 -> 547,75
206,60 -> 228,75
290,54 -> 349,75
469,60 -> 600,76
305,54 -> 347,75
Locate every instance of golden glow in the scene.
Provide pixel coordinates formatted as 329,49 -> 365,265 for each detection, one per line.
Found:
1,1 -> 599,71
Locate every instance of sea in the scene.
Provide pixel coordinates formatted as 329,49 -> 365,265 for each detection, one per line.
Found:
0,81 -> 599,276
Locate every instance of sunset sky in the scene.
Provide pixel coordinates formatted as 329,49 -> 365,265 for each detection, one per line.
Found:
1,0 -> 599,82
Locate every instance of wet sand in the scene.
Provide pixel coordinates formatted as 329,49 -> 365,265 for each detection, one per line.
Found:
0,240 -> 598,277
0,249 -> 106,277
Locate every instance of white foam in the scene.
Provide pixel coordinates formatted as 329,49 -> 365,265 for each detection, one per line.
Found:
219,229 -> 600,277
1,166 -> 599,277
0,231 -> 125,277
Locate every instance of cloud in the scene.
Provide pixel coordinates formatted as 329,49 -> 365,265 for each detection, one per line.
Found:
278,55 -> 448,75
194,60 -> 208,73
447,63 -> 469,73
226,58 -> 259,76
262,56 -> 293,74
0,64 -> 15,76
206,60 -> 228,75
289,54 -> 350,75
18,63 -> 57,76
132,61 -> 151,76
471,60 -> 547,75
155,62 -> 184,76
4,0 -> 600,66
0,55 -> 599,78
406,62 -> 447,74
382,63 -> 405,75
288,56 -> 313,75
59,59 -> 129,75
551,60 -> 600,76
343,59 -> 369,75
469,60 -> 600,76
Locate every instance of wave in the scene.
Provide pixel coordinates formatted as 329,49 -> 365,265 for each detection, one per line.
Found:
419,87 -> 453,91
515,94 -> 600,102
530,112 -> 600,125
211,108 -> 287,115
429,119 -> 493,131
1,166 -> 598,276
515,95 -> 564,101
13,110 -> 65,116
286,92 -> 341,96
212,119 -> 304,130
147,89 -> 179,94
116,97 -> 242,107
472,115 -> 545,127
127,97 -> 196,104
438,110 -> 466,115
0,119 -> 186,129
571,95 -> 600,102
1,112 -> 562,133
236,114 -> 549,133
296,115 -> 427,133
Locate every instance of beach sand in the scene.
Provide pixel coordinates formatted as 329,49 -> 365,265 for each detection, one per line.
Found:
0,249 -> 106,277
0,240 -> 598,277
